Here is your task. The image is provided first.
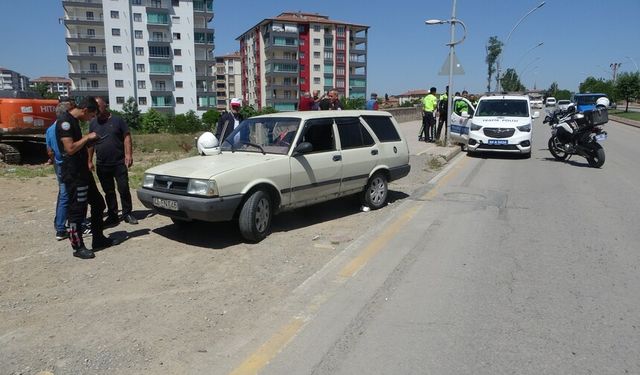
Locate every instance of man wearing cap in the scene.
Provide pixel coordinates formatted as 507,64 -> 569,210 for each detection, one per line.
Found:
215,98 -> 245,142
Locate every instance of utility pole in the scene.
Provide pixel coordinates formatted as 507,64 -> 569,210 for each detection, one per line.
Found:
610,62 -> 622,81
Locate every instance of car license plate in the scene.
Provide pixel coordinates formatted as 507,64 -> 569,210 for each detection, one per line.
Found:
153,197 -> 178,211
595,133 -> 607,141
488,139 -> 508,145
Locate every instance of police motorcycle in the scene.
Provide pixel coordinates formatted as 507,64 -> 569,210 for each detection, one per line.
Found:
544,97 -> 609,168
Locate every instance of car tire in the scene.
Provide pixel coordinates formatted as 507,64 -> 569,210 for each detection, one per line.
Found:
361,172 -> 388,210
238,190 -> 272,242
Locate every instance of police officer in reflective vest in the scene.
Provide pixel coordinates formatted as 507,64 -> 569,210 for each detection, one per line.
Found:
421,87 -> 438,142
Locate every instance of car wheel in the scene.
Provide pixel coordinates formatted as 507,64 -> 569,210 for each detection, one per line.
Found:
238,190 -> 272,242
362,172 -> 388,210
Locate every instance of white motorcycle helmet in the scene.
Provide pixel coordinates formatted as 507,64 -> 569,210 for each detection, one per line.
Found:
595,97 -> 610,109
196,132 -> 219,155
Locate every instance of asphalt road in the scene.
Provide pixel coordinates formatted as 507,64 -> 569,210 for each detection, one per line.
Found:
248,117 -> 640,374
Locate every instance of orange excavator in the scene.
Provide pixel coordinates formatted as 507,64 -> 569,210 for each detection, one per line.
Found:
0,90 -> 58,164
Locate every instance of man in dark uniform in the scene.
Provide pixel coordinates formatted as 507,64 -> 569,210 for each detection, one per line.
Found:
88,97 -> 138,226
56,96 -> 114,259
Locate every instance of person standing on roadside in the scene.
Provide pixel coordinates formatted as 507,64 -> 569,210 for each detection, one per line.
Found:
435,86 -> 449,142
298,91 -> 314,111
56,96 -> 114,259
311,90 -> 322,110
366,93 -> 379,110
421,87 -> 438,142
320,89 -> 343,110
88,97 -> 137,227
46,98 -> 75,240
215,98 -> 245,142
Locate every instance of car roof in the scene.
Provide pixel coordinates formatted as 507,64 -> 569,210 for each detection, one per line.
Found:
250,110 -> 391,120
478,95 -> 530,101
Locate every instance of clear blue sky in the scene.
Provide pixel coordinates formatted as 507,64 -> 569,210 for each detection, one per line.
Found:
1,0 -> 638,95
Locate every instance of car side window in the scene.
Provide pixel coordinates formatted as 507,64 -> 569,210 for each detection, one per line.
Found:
299,118 -> 335,153
335,117 -> 375,149
361,116 -> 401,142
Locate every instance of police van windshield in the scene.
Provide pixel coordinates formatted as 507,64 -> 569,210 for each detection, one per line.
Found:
476,99 -> 529,117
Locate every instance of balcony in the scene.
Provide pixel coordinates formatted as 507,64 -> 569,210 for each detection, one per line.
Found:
265,82 -> 298,90
193,0 -> 214,22
66,33 -> 105,42
145,0 -> 168,11
69,70 -> 108,77
68,51 -> 107,61
64,15 -> 104,25
149,54 -> 172,60
62,0 -> 102,8
72,86 -> 108,92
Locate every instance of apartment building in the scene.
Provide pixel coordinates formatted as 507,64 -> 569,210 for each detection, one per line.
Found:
214,52 -> 242,111
30,77 -> 73,97
237,12 -> 368,111
63,0 -> 215,115
0,67 -> 30,91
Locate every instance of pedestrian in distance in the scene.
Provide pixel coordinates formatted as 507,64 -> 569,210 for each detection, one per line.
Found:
312,90 -> 322,110
298,91 -> 314,111
56,96 -> 114,259
421,87 -> 438,142
436,86 -> 449,142
88,97 -> 138,227
215,98 -> 245,143
366,93 -> 379,110
320,89 -> 343,110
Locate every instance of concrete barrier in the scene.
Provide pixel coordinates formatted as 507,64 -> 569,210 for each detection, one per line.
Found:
385,106 -> 422,123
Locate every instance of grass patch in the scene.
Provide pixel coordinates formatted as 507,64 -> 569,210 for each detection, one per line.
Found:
427,156 -> 444,171
0,163 -> 54,179
133,133 -> 200,153
609,110 -> 640,121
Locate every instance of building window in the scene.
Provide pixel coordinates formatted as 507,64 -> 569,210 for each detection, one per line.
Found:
132,0 -> 142,4
336,78 -> 345,88
313,77 -> 321,84
324,38 -> 333,47
112,28 -> 120,36
324,51 -> 333,60
136,64 -> 145,72
313,38 -> 320,46
313,25 -> 321,32
313,51 -> 321,59
336,66 -> 345,75
174,65 -> 182,72
313,64 -> 320,72
110,11 -> 119,19
138,97 -> 147,105
337,40 -> 345,50
137,80 -> 146,89
114,63 -> 123,70
91,80 -> 99,88
113,45 -> 121,54
133,13 -> 142,22
175,81 -> 183,88
135,30 -> 143,39
173,49 -> 181,56
116,97 -> 125,104
176,97 -> 184,104
171,16 -> 180,24
336,26 -> 345,37
135,47 -> 144,56
300,78 -> 305,85
172,32 -> 181,40
172,0 -> 180,6
87,29 -> 95,37
337,53 -> 345,63
115,80 -> 123,88
85,11 -> 94,20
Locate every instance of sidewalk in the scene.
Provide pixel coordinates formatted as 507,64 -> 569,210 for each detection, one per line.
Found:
397,120 -> 461,161
609,115 -> 640,129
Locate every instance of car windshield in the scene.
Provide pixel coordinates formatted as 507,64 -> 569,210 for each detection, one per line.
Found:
558,100 -> 570,105
574,94 -> 605,105
476,99 -> 529,117
220,117 -> 301,155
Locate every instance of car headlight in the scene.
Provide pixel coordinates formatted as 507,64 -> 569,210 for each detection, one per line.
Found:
143,174 -> 155,188
517,124 -> 532,132
470,124 -> 482,131
187,179 -> 218,197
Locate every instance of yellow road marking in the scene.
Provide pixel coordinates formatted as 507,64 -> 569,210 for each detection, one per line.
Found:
229,318 -> 305,375
228,156 -> 468,375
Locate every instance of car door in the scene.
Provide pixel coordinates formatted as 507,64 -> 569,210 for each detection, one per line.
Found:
449,97 -> 475,145
289,118 -> 342,206
335,116 -> 378,195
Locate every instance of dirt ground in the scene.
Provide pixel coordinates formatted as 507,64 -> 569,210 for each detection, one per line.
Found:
0,154 -> 439,375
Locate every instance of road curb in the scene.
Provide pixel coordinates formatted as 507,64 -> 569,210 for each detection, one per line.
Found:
610,115 -> 640,129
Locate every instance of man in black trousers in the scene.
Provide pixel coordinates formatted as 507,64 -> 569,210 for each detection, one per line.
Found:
88,97 -> 138,226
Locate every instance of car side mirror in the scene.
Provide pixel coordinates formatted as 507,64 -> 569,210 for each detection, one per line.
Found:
532,111 -> 540,119
293,141 -> 313,155
461,111 -> 470,118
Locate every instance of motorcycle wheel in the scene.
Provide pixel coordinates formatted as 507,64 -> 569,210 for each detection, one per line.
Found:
587,144 -> 605,168
548,136 -> 569,161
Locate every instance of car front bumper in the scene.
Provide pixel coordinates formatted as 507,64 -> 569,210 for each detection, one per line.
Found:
467,131 -> 532,154
137,188 -> 243,222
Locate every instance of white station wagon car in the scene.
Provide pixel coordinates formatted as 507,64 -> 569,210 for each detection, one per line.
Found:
449,95 -> 539,157
137,110 -> 411,242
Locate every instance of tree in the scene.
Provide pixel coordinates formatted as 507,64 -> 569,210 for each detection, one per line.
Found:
31,82 -> 58,99
614,72 -> 640,112
579,77 -> 615,100
485,36 -> 503,92
201,109 -> 220,131
547,82 -> 559,98
501,69 -> 525,92
555,89 -> 572,100
141,109 -> 167,133
122,97 -> 141,130
341,97 -> 365,110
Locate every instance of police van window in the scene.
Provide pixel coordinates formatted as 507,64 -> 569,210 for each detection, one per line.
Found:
361,115 -> 401,142
299,118 -> 335,153
336,117 -> 375,149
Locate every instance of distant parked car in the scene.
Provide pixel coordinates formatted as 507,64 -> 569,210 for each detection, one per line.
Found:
530,98 -> 543,109
557,99 -> 572,111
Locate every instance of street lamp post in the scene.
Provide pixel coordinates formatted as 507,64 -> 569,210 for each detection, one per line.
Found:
497,1 -> 545,92
425,0 -> 467,146
514,41 -> 543,74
